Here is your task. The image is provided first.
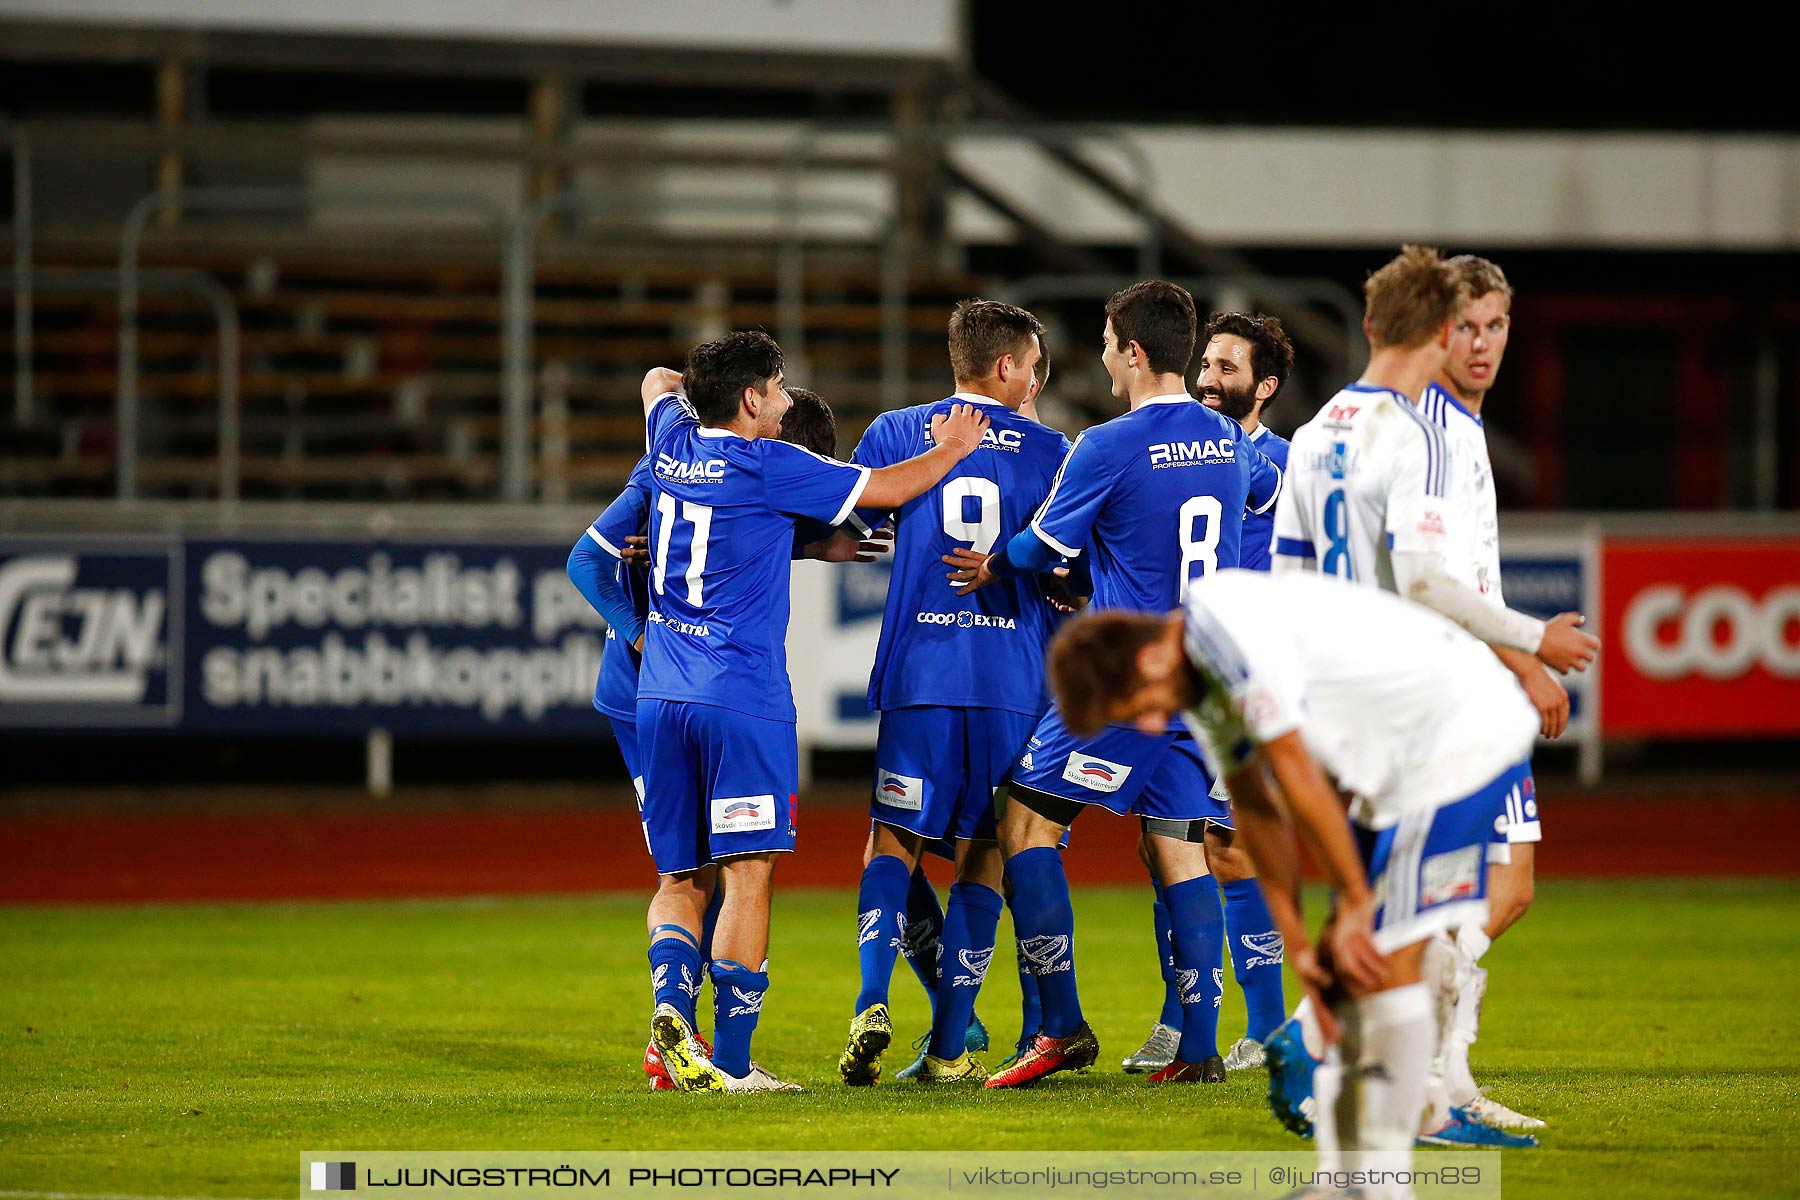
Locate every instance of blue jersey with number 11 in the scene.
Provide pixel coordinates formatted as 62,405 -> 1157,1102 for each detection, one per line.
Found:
1029,395 -> 1283,615
637,393 -> 871,723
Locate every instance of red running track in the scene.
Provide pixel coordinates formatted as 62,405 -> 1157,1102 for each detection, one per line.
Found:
3,793 -> 1796,904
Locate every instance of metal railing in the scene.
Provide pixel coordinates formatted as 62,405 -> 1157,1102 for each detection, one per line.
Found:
996,272 -> 1367,386
117,186 -> 513,502
10,114 -> 1350,503
507,190 -> 906,502
4,265 -> 239,500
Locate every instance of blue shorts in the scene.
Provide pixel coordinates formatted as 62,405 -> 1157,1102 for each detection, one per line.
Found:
605,714 -> 653,860
635,698 -> 799,875
1009,704 -> 1226,825
1357,760 -> 1528,952
1488,768 -> 1542,864
871,706 -> 1037,843
606,714 -> 645,802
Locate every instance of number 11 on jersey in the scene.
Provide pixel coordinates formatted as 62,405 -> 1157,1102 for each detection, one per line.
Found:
654,493 -> 714,605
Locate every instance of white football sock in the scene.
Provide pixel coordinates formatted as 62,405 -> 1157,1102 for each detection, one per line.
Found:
1456,922 -> 1492,964
1346,983 -> 1433,1200
1312,1041 -> 1344,1173
1420,933 -> 1459,1131
1446,965 -> 1488,1106
1293,994 -> 1328,1059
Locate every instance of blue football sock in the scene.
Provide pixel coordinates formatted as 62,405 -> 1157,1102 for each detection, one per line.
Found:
1005,846 -> 1082,1038
1006,894 -> 1042,1046
901,866 -> 946,1020
1152,885 -> 1183,1028
709,959 -> 768,1079
648,927 -> 703,1030
1163,874 -> 1225,1064
853,854 -> 912,1014
928,881 -> 1003,1060
1223,876 -> 1288,1042
700,884 -> 724,965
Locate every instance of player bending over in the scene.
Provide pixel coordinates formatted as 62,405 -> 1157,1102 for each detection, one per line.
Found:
1048,570 -> 1542,1196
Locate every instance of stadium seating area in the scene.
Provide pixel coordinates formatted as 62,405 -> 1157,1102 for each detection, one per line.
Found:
0,242 -> 984,500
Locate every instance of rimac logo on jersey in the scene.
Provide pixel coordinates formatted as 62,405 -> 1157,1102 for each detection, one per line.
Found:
654,453 -> 727,484
927,426 -> 1025,452
0,549 -> 176,721
1062,753 -> 1131,794
1148,439 -> 1235,469
710,793 -> 776,834
874,769 -> 924,811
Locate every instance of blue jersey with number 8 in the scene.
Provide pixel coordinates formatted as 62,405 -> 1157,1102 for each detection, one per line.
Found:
1028,394 -> 1283,616
637,392 -> 871,723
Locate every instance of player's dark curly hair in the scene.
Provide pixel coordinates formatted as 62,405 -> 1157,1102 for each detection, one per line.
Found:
1048,610 -> 1169,738
1105,280 -> 1197,378
1204,311 -> 1296,405
684,330 -> 784,425
779,387 -> 837,458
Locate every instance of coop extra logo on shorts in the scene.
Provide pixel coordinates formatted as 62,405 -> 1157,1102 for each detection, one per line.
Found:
0,544 -> 178,724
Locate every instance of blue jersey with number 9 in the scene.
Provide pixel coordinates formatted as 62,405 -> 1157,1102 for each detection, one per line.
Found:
849,394 -> 1073,717
637,392 -> 871,722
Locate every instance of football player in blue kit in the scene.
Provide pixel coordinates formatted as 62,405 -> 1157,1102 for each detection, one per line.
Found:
947,281 -> 1282,1088
835,300 -> 1072,1086
1114,311 -> 1298,1077
567,387 -> 862,1090
633,332 -> 991,1093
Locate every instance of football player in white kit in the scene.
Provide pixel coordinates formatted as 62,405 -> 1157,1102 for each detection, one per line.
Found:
1268,246 -> 1597,1145
1272,245 -> 1593,670
1410,255 -> 1585,1131
1046,572 -> 1541,1200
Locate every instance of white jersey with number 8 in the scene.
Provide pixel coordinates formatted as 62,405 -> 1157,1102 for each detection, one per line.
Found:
1271,383 -> 1454,590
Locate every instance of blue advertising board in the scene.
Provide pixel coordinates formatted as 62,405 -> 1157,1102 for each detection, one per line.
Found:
0,536 -> 608,736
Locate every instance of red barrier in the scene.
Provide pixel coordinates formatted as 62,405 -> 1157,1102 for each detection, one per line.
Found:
1602,537 -> 1800,736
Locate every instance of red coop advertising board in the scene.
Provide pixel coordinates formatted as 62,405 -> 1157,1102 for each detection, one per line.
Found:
1602,537 -> 1800,736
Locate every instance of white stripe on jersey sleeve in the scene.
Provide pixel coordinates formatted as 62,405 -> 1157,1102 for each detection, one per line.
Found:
828,465 -> 874,529
587,525 -> 624,558
1027,432 -> 1086,559
1249,460 -> 1283,516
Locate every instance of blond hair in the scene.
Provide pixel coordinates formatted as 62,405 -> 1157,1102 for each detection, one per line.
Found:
1446,254 -> 1514,310
1363,245 -> 1459,350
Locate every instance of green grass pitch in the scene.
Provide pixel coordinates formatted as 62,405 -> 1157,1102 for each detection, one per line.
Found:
3,880 -> 1794,1199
